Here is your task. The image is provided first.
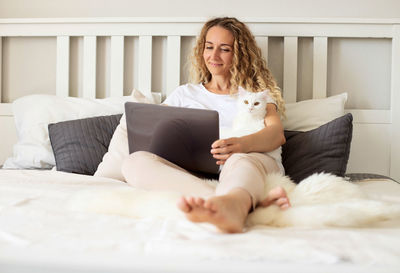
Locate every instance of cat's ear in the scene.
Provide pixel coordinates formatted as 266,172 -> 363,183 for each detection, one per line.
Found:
257,90 -> 268,99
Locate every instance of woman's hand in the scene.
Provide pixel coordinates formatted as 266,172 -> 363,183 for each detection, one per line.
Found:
210,104 -> 285,165
210,137 -> 247,165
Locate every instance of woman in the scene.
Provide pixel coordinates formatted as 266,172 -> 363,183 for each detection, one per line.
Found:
122,17 -> 290,233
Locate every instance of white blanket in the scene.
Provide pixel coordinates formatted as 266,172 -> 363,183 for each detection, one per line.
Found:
1,170 -> 400,273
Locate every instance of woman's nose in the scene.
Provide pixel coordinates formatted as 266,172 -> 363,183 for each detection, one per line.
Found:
211,48 -> 219,59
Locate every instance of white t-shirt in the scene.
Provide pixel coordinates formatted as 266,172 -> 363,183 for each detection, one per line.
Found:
163,83 -> 276,129
163,83 -> 284,174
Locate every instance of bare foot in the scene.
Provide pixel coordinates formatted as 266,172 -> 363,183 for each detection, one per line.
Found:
177,189 -> 251,233
259,186 -> 291,209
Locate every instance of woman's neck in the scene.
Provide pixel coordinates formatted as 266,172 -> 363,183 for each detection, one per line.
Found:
204,76 -> 233,95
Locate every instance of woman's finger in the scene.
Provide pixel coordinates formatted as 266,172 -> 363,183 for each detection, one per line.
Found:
211,139 -> 225,149
217,151 -> 235,164
211,137 -> 237,149
212,142 -> 244,155
211,146 -> 229,155
212,144 -> 239,156
213,153 -> 231,160
216,160 -> 226,165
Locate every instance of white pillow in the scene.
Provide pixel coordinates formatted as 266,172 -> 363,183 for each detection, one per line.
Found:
94,92 -> 347,181
94,89 -> 158,181
283,93 -> 348,132
3,94 -> 131,169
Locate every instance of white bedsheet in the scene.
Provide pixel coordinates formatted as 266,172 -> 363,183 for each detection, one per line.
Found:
0,170 -> 400,273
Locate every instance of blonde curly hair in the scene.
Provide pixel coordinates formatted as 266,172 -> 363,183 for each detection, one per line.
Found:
190,17 -> 285,116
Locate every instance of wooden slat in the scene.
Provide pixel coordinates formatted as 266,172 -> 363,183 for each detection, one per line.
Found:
283,37 -> 298,103
0,36 -> 2,103
151,92 -> 162,104
83,36 -> 97,98
56,36 -> 70,97
390,25 -> 400,181
138,36 -> 152,97
0,114 -> 17,165
312,37 -> 328,99
166,36 -> 181,97
0,103 -> 12,116
110,36 -> 124,97
250,23 -> 393,39
0,20 -> 395,38
255,36 -> 269,62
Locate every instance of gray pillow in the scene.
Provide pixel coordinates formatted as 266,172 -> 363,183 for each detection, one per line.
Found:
48,114 -> 122,175
282,113 -> 353,183
48,113 -> 353,181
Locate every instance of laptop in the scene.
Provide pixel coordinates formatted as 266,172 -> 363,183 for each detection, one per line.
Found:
125,102 -> 220,175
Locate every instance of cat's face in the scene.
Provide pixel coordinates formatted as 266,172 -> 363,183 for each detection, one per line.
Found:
237,90 -> 268,114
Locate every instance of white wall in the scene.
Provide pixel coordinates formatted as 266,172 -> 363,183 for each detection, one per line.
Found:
0,0 -> 399,19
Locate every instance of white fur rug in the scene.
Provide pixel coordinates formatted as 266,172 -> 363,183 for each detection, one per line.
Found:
67,172 -> 400,228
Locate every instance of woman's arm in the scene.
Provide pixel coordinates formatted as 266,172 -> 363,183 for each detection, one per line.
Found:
243,103 -> 286,152
211,103 -> 286,165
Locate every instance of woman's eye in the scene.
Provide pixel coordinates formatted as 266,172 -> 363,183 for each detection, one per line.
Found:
221,48 -> 230,52
254,102 -> 260,106
244,100 -> 249,104
206,46 -> 213,50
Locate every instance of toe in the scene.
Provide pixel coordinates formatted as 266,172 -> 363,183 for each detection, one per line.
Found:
275,197 -> 287,206
276,197 -> 290,209
177,197 -> 191,212
187,196 -> 196,206
281,203 -> 290,210
194,197 -> 205,207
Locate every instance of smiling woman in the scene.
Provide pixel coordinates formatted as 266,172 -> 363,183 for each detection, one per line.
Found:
121,17 -> 288,233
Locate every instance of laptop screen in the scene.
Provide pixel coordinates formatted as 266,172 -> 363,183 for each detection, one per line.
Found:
125,102 -> 220,174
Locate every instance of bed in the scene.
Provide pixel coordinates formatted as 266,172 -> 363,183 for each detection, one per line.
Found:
1,17 -> 400,273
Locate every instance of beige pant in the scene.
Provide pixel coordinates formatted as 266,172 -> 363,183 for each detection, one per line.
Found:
121,151 -> 282,207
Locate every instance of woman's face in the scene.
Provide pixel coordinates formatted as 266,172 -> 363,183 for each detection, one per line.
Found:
203,26 -> 234,79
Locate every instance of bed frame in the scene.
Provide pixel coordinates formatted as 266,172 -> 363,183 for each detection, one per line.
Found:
0,17 -> 399,181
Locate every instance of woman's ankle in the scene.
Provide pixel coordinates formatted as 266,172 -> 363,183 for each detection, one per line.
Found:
227,188 -> 252,213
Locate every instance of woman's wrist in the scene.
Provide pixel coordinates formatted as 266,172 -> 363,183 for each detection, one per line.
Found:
240,135 -> 253,153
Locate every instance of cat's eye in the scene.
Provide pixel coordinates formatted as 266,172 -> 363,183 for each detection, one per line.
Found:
244,100 -> 249,104
254,102 -> 260,106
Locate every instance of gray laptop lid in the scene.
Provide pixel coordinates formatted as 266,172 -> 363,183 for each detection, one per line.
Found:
125,102 -> 220,174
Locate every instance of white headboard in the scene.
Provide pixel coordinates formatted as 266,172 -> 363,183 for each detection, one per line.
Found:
0,17 -> 399,181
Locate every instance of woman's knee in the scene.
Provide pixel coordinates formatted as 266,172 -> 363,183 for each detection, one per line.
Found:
224,153 -> 255,167
122,150 -> 154,166
222,153 -> 266,175
223,152 -> 279,176
121,151 -> 156,181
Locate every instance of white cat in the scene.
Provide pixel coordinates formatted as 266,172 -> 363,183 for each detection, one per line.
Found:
221,89 -> 282,163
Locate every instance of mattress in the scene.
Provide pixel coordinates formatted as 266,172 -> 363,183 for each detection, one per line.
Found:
0,170 -> 400,273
